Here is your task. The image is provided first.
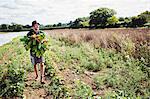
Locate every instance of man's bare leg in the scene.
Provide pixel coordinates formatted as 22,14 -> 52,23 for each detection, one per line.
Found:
40,63 -> 45,83
34,64 -> 38,79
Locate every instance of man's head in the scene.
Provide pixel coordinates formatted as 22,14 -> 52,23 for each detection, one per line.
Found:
32,20 -> 40,31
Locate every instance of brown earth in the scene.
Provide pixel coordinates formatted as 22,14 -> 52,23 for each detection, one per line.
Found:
23,71 -> 51,99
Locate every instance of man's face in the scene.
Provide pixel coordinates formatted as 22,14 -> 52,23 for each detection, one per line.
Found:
33,24 -> 39,31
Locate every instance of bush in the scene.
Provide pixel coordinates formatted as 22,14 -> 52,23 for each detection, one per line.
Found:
73,80 -> 95,99
47,76 -> 70,98
0,64 -> 25,98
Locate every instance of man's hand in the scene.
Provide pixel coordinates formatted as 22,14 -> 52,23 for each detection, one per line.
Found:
35,38 -> 40,43
31,34 -> 41,43
31,34 -> 37,38
43,39 -> 48,43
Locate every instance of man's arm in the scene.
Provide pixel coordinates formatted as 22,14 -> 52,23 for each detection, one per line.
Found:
27,31 -> 36,39
27,31 -> 33,37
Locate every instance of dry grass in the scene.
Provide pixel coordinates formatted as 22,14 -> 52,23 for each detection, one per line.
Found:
45,28 -> 150,48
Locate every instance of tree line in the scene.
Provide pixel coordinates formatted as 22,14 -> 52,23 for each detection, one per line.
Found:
69,8 -> 150,29
0,23 -> 30,32
0,8 -> 149,32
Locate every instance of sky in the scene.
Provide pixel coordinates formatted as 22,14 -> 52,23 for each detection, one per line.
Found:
0,0 -> 149,25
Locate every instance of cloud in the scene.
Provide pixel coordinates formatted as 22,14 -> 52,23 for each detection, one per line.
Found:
0,4 -> 18,9
0,0 -> 149,25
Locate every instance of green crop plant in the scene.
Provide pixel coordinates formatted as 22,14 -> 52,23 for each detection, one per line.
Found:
47,76 -> 70,98
73,80 -> 95,99
0,64 -> 25,98
20,32 -> 49,58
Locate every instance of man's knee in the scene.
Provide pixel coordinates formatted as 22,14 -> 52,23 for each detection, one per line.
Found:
34,64 -> 37,67
40,63 -> 44,67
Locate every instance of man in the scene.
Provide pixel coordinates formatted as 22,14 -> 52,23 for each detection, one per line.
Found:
27,20 -> 45,84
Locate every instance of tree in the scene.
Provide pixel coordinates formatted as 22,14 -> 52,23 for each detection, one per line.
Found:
89,8 -> 116,28
80,17 -> 89,27
68,21 -> 73,26
118,17 -> 125,22
53,24 -> 56,27
24,25 -> 30,28
1,24 -> 9,30
138,11 -> 150,23
57,23 -> 62,27
131,16 -> 147,27
122,17 -> 132,27
70,17 -> 90,28
107,16 -> 119,27
15,24 -> 23,31
73,18 -> 83,28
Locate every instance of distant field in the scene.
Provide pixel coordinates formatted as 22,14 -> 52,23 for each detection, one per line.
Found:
45,28 -> 150,36
45,28 -> 150,49
45,28 -> 150,42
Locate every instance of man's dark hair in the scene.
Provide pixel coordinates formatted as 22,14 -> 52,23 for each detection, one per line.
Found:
32,20 -> 40,26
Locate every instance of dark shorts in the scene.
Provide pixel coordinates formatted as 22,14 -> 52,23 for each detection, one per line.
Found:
30,51 -> 45,65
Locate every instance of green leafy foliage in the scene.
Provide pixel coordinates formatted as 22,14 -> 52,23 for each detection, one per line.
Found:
47,76 -> 70,98
73,80 -> 95,99
0,65 -> 25,97
44,63 -> 56,79
89,7 -> 116,28
0,37 -> 33,98
20,32 -> 48,58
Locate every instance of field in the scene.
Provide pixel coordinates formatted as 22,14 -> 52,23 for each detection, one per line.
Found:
0,28 -> 150,98
45,28 -> 149,47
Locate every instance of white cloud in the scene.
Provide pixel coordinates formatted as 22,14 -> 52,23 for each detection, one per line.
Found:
0,0 -> 149,25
